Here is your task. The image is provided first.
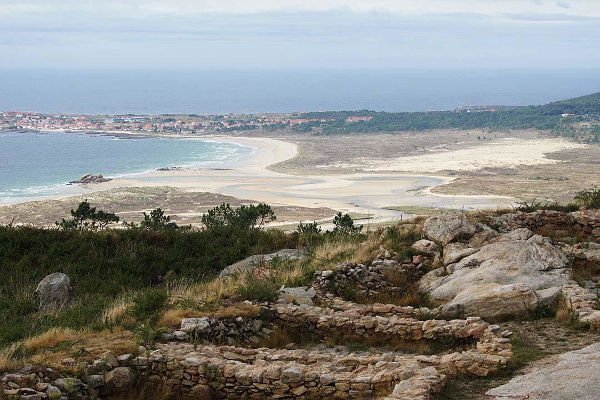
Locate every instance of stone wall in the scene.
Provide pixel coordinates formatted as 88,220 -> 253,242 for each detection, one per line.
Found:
313,260 -> 425,303
494,209 -> 600,240
560,283 -> 600,330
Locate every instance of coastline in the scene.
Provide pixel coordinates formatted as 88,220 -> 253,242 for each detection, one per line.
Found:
0,131 -> 517,227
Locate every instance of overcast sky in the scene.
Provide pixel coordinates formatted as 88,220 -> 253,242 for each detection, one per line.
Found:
1,0 -> 599,69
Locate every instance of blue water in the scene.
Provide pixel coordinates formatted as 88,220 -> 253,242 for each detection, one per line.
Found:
1,69 -> 599,115
0,131 -> 253,203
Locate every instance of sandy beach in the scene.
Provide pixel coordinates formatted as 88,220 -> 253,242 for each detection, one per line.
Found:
2,131 -> 595,227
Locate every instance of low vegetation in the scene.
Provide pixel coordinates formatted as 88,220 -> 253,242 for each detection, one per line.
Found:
515,186 -> 600,212
0,200 -> 374,360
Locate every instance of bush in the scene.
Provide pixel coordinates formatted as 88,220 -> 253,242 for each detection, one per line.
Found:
202,203 -> 276,230
131,288 -> 168,323
139,208 -> 180,230
236,275 -> 280,302
574,187 -> 600,209
0,224 -> 292,345
332,212 -> 362,236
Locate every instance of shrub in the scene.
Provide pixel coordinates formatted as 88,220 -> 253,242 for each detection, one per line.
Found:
56,200 -> 119,230
573,187 -> 600,209
139,208 -> 181,230
0,224 -> 291,345
236,275 -> 279,302
332,212 -> 362,236
202,203 -> 276,230
131,288 -> 168,323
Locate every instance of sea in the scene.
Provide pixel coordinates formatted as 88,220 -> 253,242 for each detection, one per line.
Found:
0,131 -> 253,203
1,68 -> 599,203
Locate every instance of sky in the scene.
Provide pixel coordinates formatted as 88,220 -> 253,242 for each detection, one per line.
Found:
1,0 -> 600,69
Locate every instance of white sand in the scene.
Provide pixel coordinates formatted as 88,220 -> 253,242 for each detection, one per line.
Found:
7,135 -> 581,224
84,136 -> 520,224
339,138 -> 585,173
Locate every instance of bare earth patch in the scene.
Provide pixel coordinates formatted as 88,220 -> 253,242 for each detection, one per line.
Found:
0,186 -> 336,227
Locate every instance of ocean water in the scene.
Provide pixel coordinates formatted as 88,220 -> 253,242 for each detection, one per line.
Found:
0,131 -> 253,203
1,69 -> 599,115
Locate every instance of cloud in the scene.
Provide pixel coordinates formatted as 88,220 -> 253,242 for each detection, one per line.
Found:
556,1 -> 571,8
0,1 -> 599,69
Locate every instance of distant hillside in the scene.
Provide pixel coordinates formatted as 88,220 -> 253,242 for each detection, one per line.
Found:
295,92 -> 600,141
546,92 -> 600,114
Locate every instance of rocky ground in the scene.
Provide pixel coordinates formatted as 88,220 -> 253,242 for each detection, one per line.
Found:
2,209 -> 600,399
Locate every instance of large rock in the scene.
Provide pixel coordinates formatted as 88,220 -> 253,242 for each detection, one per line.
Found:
422,214 -> 480,245
68,174 -> 111,184
421,231 -> 570,319
219,249 -> 305,278
441,283 -> 561,320
101,367 -> 134,395
35,273 -> 71,311
181,317 -> 211,333
486,343 -> 600,400
277,286 -> 317,305
412,239 -> 438,255
442,242 -> 479,265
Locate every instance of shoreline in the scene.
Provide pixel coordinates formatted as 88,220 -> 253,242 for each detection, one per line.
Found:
0,131 -> 518,227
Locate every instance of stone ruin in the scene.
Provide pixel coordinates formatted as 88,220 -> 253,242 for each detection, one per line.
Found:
4,209 -> 600,399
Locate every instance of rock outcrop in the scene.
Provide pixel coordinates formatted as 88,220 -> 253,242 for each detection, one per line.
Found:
101,367 -> 134,396
486,343 -> 600,400
277,286 -> 317,305
420,223 -> 570,319
68,174 -> 111,184
219,249 -> 305,278
422,213 -> 480,245
35,272 -> 71,311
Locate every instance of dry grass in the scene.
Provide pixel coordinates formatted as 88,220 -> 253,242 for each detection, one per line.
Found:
103,294 -> 135,325
29,328 -> 138,368
0,344 -> 24,373
169,223 -> 420,309
157,303 -> 261,328
157,308 -> 206,327
24,327 -> 77,352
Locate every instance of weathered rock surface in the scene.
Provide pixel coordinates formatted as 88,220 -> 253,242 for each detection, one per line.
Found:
68,174 -> 111,184
486,343 -> 600,400
423,213 -> 480,245
219,249 -> 305,278
442,242 -> 479,265
441,283 -> 561,320
101,367 -> 134,395
277,286 -> 317,305
421,229 -> 570,319
412,239 -> 438,255
35,272 -> 71,311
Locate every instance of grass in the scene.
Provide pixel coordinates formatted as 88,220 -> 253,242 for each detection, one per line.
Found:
0,225 -> 291,346
0,219 -> 432,373
0,344 -> 24,373
383,205 -> 450,216
24,327 -> 77,352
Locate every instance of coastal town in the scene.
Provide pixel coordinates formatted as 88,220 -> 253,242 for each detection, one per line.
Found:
0,111 -> 351,135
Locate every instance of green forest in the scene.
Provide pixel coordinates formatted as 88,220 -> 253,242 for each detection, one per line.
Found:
294,92 -> 600,141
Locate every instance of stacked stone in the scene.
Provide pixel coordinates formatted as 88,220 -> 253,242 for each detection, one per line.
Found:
313,260 -> 425,301
1,367 -> 94,400
177,315 -> 268,345
316,297 -> 437,319
561,283 -> 600,330
131,343 -> 439,399
269,303 -> 492,344
494,209 -> 600,239
123,320 -> 510,400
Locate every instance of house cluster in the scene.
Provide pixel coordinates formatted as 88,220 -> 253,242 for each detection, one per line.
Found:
1,111 -> 368,135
